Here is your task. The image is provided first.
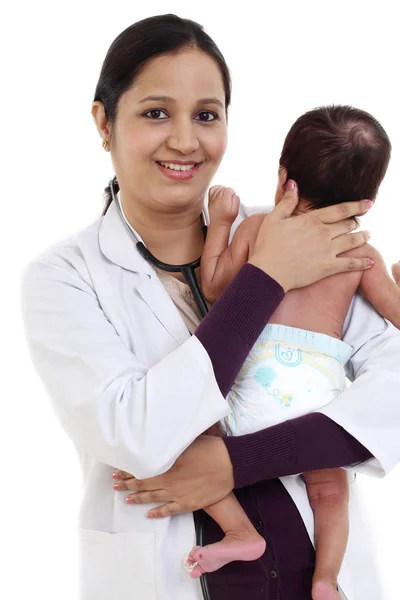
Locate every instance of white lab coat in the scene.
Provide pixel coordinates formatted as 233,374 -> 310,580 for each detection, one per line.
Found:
21,196 -> 400,600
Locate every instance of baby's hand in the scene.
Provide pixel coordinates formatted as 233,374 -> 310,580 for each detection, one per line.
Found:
201,186 -> 247,304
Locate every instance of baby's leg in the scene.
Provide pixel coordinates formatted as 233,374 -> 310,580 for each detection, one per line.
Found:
184,492 -> 266,578
303,468 -> 350,600
184,423 -> 265,577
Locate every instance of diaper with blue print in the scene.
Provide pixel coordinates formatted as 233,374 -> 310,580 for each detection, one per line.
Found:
221,324 -> 353,436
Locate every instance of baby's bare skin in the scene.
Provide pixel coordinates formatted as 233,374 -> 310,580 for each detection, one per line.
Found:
234,214 -> 361,339
206,205 -> 400,334
190,186 -> 400,596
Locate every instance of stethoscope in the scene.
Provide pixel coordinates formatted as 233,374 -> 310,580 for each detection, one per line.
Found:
112,176 -> 209,318
110,177 -> 212,600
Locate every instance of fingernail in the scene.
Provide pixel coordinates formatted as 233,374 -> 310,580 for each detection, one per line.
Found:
368,259 -> 375,265
147,512 -> 154,518
355,217 -> 361,226
365,200 -> 373,209
113,483 -> 121,490
286,179 -> 295,191
126,497 -> 134,504
112,472 -> 120,480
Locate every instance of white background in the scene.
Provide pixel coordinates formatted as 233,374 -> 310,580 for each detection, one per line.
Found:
2,1 -> 400,598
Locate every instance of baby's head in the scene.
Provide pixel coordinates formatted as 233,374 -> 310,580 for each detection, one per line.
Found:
277,105 -> 391,211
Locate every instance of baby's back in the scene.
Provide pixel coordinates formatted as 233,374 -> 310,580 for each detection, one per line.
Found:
234,213 -> 363,340
268,268 -> 362,339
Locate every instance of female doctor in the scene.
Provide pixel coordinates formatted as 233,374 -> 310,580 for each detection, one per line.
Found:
21,14 -> 400,600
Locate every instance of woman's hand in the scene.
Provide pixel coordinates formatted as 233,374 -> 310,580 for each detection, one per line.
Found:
248,179 -> 373,293
201,175 -> 373,301
112,435 -> 234,518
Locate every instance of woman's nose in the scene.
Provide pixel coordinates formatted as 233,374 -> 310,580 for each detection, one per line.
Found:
166,119 -> 200,154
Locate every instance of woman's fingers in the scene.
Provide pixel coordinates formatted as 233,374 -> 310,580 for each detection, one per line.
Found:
333,230 -> 371,255
328,218 -> 360,239
147,502 -> 183,518
113,436 -> 234,516
331,256 -> 373,274
125,490 -> 171,504
112,470 -> 133,480
317,199 -> 373,224
121,488 -> 184,517
272,179 -> 299,219
113,473 -> 164,491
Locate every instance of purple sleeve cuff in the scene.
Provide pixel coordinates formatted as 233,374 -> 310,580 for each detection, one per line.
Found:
223,413 -> 373,489
194,263 -> 285,397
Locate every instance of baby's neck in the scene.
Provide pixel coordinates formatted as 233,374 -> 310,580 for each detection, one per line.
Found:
292,199 -> 311,216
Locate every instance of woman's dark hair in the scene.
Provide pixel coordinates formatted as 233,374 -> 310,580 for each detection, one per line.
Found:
93,14 -> 232,215
280,105 -> 391,210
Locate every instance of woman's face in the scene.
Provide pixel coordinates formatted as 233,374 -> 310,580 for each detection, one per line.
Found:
100,48 -> 228,215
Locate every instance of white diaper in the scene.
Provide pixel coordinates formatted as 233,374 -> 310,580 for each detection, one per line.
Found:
222,324 -> 353,436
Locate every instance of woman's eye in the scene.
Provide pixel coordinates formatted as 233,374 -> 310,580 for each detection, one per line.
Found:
144,109 -> 168,120
196,111 -> 218,122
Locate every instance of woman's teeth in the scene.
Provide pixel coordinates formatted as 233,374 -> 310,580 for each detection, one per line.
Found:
158,162 -> 197,172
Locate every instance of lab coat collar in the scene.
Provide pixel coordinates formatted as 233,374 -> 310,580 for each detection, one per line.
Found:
98,192 -> 210,276
98,193 -> 209,345
98,197 -> 154,275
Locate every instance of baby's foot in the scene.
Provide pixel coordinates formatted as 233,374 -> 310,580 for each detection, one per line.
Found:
208,185 -> 240,226
312,579 -> 341,600
183,531 -> 266,578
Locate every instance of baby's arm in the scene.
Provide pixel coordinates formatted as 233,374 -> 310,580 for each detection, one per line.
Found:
345,243 -> 400,328
201,186 -> 264,303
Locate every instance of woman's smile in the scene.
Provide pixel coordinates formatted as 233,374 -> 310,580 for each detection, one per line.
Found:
155,160 -> 203,181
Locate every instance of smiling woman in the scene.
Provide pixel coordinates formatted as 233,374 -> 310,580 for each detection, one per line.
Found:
91,46 -> 229,264
92,36 -> 229,223
20,12 -> 400,600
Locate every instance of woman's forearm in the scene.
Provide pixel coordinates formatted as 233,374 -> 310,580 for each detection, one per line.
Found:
195,262 -> 284,397
195,262 -> 373,488
223,412 -> 373,488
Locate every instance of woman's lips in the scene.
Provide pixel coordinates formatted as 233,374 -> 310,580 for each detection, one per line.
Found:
155,161 -> 202,180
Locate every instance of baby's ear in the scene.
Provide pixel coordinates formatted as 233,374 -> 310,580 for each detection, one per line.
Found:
392,263 -> 400,287
275,165 -> 287,205
278,165 -> 287,185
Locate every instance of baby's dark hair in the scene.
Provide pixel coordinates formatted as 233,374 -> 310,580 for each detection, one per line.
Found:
279,105 -> 391,210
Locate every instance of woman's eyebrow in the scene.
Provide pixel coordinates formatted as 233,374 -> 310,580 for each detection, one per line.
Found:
200,98 -> 224,108
139,95 -> 224,108
139,95 -> 173,104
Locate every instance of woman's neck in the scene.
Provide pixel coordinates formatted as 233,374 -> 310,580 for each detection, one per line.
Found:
120,193 -> 206,266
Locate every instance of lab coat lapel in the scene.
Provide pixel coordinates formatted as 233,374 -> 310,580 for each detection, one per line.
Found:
99,200 -> 191,345
136,273 -> 190,345
98,199 -> 153,275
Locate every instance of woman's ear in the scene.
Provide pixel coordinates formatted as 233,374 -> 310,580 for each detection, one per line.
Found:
91,101 -> 111,144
